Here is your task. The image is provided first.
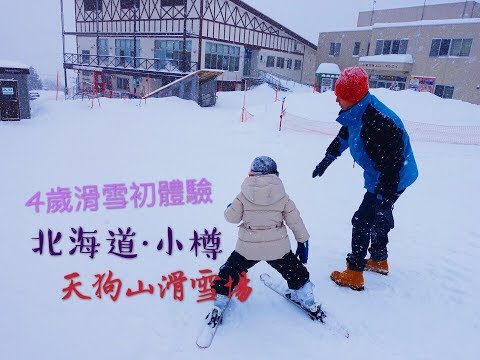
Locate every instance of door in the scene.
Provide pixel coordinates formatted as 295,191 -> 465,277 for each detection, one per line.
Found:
243,48 -> 252,76
0,80 -> 20,120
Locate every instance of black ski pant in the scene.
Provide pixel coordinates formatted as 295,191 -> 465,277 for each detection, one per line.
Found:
347,191 -> 402,271
212,250 -> 310,296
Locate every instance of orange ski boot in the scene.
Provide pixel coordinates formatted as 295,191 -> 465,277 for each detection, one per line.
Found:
365,258 -> 389,275
330,264 -> 364,291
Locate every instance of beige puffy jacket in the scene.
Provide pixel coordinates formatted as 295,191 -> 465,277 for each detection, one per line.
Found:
224,174 -> 310,261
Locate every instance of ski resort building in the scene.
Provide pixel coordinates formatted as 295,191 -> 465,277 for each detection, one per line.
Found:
62,0 -> 317,100
316,1 -> 480,104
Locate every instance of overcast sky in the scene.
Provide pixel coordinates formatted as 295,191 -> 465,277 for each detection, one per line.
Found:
0,0 -> 466,80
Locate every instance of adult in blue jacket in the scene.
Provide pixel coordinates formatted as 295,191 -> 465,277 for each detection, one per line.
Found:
313,67 -> 418,291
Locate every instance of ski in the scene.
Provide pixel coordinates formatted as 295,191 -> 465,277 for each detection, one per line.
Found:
260,273 -> 350,338
196,302 -> 230,348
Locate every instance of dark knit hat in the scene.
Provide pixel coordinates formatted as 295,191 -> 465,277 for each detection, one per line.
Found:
334,66 -> 369,104
250,156 -> 278,176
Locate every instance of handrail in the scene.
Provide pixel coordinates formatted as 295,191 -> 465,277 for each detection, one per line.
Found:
64,53 -> 198,73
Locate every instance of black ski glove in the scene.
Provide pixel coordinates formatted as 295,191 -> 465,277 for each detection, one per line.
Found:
312,155 -> 335,178
374,198 -> 395,232
295,240 -> 309,264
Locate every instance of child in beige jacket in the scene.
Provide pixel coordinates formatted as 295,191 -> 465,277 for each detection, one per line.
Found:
207,156 -> 319,325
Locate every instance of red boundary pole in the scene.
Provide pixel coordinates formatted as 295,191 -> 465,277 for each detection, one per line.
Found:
279,97 -> 285,131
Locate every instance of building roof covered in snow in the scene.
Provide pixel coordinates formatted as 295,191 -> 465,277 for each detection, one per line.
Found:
0,60 -> 30,70
316,63 -> 341,75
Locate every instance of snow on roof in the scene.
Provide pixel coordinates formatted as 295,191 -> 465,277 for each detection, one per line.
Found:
316,63 -> 341,75
320,26 -> 372,33
0,59 -> 30,69
359,54 -> 413,64
373,17 -> 480,29
321,17 -> 480,34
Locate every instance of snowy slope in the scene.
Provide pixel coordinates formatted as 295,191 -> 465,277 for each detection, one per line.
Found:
0,86 -> 479,360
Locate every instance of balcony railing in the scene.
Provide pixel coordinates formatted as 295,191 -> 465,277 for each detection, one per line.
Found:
64,53 -> 198,74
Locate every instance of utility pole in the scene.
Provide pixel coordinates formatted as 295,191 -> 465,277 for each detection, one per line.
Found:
60,0 -> 68,93
370,0 -> 376,26
182,0 -> 188,72
421,0 -> 427,20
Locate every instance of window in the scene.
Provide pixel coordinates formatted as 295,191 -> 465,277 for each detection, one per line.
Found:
382,40 -> 392,55
391,39 -> 408,54
82,50 -> 90,64
120,0 -> 140,9
369,75 -> 407,90
204,42 -> 240,71
375,39 -> 408,55
329,42 -> 341,57
116,77 -> 130,91
294,59 -> 302,70
276,57 -> 285,68
439,39 -> 451,56
155,40 -> 192,71
430,38 -> 472,57
434,85 -> 454,99
286,59 -> 292,69
161,0 -> 184,6
459,39 -> 473,56
266,56 -> 275,67
115,39 -> 140,67
353,42 -> 361,56
98,39 -> 108,63
83,0 -> 102,11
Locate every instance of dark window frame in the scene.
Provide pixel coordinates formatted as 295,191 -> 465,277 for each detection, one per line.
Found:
120,0 -> 140,9
116,77 -> 130,91
430,38 -> 472,57
376,39 -> 408,55
353,42 -> 361,56
161,0 -> 184,6
329,42 -> 341,57
203,41 -> 240,71
276,57 -> 285,68
83,0 -> 102,12
434,85 -> 454,99
81,50 -> 91,64
294,59 -> 302,70
266,56 -> 275,68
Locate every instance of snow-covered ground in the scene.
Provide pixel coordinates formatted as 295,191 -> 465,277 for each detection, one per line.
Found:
1,85 -> 479,359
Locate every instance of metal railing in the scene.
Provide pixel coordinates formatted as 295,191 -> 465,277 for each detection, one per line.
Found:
64,53 -> 198,74
244,70 -> 291,91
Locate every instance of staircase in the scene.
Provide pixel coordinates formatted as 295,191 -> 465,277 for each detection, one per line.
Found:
244,70 -> 291,91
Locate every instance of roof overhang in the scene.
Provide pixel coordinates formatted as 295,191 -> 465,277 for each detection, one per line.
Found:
359,54 -> 413,73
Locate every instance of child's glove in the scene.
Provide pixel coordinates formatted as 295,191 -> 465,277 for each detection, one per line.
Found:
295,240 -> 309,264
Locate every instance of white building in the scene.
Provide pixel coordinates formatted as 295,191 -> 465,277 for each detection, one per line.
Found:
62,0 -> 317,96
316,1 -> 480,104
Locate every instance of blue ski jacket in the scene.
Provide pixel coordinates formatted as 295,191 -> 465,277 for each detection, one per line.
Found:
325,92 -> 418,198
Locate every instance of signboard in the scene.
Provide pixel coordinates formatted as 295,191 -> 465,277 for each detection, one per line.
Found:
320,77 -> 333,92
2,87 -> 14,96
409,75 -> 436,93
359,62 -> 412,72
